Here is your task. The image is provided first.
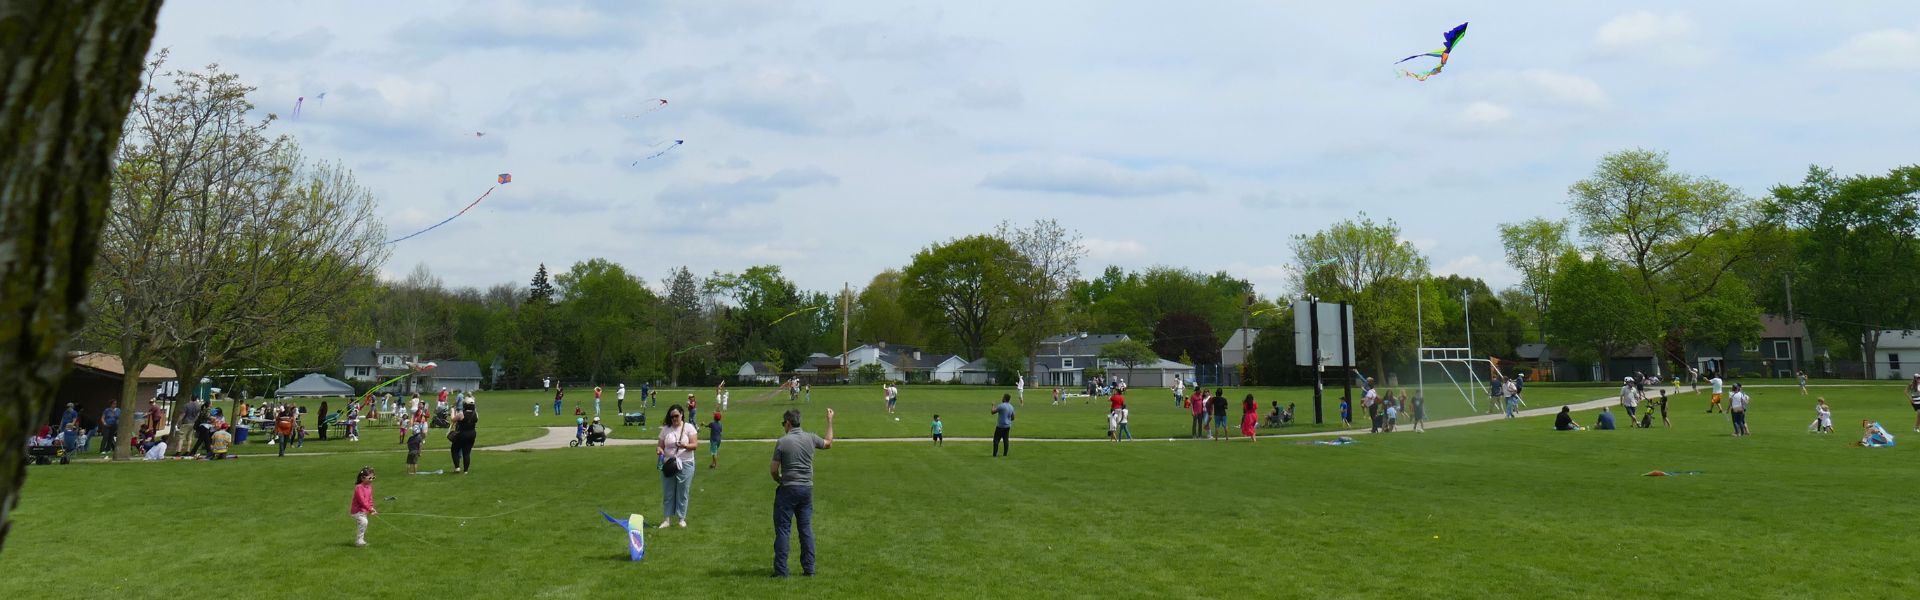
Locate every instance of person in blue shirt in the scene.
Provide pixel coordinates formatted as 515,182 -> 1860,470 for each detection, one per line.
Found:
990,395 -> 1015,457
1595,407 -> 1617,430
98,405 -> 120,455
641,382 -> 652,408
931,415 -> 943,446
708,412 -> 724,469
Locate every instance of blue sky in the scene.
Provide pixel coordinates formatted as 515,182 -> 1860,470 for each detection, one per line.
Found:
150,1 -> 1920,298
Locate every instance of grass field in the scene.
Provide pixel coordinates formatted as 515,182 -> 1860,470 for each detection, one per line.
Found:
7,382 -> 1919,598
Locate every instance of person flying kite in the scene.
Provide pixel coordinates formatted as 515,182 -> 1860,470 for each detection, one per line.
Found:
1396,22 -> 1468,81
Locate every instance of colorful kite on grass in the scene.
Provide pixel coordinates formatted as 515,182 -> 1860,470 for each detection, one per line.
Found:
385,180 -> 503,245
598,511 -> 647,561
1396,22 -> 1468,81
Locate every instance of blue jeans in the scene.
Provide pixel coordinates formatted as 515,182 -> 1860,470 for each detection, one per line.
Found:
1505,397 -> 1519,418
1118,423 -> 1132,440
661,460 -> 695,520
773,485 -> 815,576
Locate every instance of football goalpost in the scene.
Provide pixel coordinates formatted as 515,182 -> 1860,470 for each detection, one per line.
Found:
1416,290 -> 1519,415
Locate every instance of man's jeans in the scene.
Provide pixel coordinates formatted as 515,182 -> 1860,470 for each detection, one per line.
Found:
773,485 -> 815,576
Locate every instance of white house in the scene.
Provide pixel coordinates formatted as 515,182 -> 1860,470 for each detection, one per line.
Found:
1221,328 -> 1260,368
339,341 -> 420,382
1873,330 -> 1920,379
842,342 -> 966,382
737,361 -> 779,384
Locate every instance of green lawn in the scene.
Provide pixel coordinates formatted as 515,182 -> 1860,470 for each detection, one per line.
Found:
6,383 -> 1918,598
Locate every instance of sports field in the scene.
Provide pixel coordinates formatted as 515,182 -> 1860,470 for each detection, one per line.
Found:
5,382 -> 1918,598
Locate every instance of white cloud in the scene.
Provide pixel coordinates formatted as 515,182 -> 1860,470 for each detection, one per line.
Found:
1520,69 -> 1608,109
1083,238 -> 1148,260
1594,11 -> 1711,65
955,79 -> 1023,110
980,157 -> 1207,197
1818,27 -> 1920,70
393,0 -> 640,52
1461,101 -> 1513,124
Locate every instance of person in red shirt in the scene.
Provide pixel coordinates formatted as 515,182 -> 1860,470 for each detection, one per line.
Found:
1189,390 -> 1207,438
438,387 -> 449,405
1109,392 -> 1125,412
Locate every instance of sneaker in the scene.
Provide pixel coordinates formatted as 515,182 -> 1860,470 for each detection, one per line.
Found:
656,520 -> 671,529
678,519 -> 687,528
354,541 -> 367,547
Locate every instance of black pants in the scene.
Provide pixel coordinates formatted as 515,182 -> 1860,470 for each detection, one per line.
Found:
319,423 -> 328,440
188,431 -> 209,456
773,485 -> 816,576
451,434 -> 475,471
992,427 -> 1011,456
1191,414 -> 1205,438
98,428 -> 117,454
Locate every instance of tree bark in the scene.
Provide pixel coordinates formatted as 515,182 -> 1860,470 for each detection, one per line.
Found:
0,0 -> 164,553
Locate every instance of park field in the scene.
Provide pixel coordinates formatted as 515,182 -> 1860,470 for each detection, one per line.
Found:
5,383 -> 1918,598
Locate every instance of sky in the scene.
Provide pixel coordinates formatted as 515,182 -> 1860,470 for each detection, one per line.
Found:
149,1 -> 1920,299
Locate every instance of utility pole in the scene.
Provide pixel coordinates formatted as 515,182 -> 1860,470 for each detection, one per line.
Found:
1784,274 -> 1801,376
841,282 -> 851,376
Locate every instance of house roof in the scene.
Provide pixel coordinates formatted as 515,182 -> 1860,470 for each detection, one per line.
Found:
276,373 -> 354,397
1041,333 -> 1131,357
1760,314 -> 1808,339
1876,330 -> 1920,349
70,352 -> 176,381
741,361 -> 774,373
909,353 -> 964,369
1120,357 -> 1197,371
1221,328 -> 1260,351
339,346 -> 376,366
959,358 -> 994,372
427,360 -> 482,380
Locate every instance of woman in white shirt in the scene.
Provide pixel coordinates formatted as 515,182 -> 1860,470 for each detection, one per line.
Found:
656,405 -> 699,528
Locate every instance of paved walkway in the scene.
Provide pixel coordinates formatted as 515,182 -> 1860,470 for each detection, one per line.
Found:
484,387 -> 1688,451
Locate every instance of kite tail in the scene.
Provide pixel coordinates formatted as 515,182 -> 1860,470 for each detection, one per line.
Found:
599,510 -> 629,529
385,186 -> 497,245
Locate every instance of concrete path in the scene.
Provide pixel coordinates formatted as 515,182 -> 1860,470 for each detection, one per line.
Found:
484,387 -> 1690,451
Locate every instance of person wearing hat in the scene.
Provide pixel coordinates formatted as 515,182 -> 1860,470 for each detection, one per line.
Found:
1619,377 -> 1639,422
210,423 -> 233,460
586,416 -> 608,447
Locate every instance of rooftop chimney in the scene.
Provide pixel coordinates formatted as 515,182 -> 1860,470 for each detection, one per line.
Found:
374,340 -> 382,350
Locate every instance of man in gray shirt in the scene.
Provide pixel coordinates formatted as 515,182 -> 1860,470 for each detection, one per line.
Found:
770,407 -> 834,577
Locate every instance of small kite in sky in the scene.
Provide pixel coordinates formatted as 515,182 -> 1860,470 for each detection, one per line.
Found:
631,140 -> 684,165
1396,22 -> 1468,81
315,92 -> 326,107
292,96 -> 303,118
473,132 -> 487,138
628,99 -> 669,117
385,179 -> 503,245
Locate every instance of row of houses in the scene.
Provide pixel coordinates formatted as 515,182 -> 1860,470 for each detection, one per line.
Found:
736,334 -> 1201,387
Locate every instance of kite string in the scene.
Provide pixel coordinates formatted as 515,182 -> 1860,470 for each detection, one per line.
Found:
373,513 -> 431,545
385,186 -> 496,245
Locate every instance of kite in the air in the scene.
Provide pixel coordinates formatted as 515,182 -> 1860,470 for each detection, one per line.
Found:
628,99 -> 669,117
473,132 -> 486,138
292,96 -> 303,118
1396,22 -> 1468,81
631,140 -> 684,165
385,179 -> 504,244
769,304 -> 828,327
598,511 -> 647,561
315,92 -> 326,108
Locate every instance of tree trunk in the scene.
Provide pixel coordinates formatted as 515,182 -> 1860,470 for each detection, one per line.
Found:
1861,332 -> 1878,381
111,347 -> 146,461
0,0 -> 164,553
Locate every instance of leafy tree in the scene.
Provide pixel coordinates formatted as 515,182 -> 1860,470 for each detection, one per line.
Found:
662,266 -> 704,386
1079,267 -> 1251,341
1,0 -> 161,540
1150,312 -> 1220,364
853,363 -> 887,384
1291,214 -> 1430,377
1097,338 -> 1159,386
1544,253 -> 1659,379
1245,310 -> 1303,386
707,265 -> 812,375
1764,165 -> 1920,378
853,269 -> 923,347
555,259 -> 655,384
1568,149 -> 1756,362
900,235 -> 1020,360
997,219 -> 1086,374
1497,217 -> 1573,339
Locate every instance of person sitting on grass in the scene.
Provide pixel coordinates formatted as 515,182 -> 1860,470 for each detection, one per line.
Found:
1858,420 -> 1895,448
1553,406 -> 1584,431
1595,407 -> 1616,430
